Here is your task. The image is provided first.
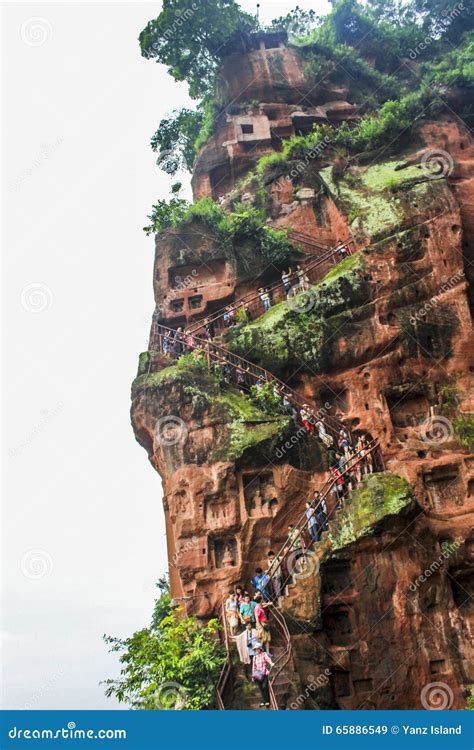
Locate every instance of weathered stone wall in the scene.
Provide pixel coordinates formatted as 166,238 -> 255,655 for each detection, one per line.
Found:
132,36 -> 474,708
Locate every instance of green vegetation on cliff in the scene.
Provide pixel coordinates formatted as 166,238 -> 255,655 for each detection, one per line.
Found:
104,576 -> 225,710
329,473 -> 415,551
143,1 -> 474,176
133,353 -> 290,462
320,160 -> 443,241
226,252 -> 368,377
144,194 -> 295,265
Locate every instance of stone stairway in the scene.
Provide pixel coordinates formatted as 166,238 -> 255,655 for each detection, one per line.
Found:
227,632 -> 302,709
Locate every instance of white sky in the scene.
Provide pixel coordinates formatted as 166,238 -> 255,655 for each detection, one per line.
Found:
2,0 -> 329,710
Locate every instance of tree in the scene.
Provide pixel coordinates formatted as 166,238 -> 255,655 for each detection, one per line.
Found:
269,6 -> 320,38
139,0 -> 256,99
143,183 -> 189,236
151,108 -> 203,174
103,577 -> 225,710
413,0 -> 474,43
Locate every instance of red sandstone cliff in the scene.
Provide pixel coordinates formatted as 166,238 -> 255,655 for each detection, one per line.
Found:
132,31 -> 473,710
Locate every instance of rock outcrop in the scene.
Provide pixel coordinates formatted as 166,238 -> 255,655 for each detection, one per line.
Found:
132,31 -> 473,709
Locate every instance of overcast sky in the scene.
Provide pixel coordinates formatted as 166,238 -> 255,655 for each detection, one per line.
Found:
2,0 -> 329,710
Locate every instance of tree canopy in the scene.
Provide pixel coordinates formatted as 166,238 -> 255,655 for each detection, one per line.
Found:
139,0 -> 256,99
103,576 -> 225,710
141,0 -> 474,178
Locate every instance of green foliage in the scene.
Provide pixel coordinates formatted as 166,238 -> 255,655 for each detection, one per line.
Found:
194,96 -> 223,153
103,583 -> 225,710
413,0 -> 474,44
269,6 -> 320,39
250,381 -> 286,416
150,575 -> 172,630
139,0 -> 256,99
144,192 -> 294,263
143,188 -> 190,235
302,43 -> 401,103
151,108 -> 203,175
454,413 -> 474,451
227,253 -> 367,377
439,385 -> 461,408
329,472 -> 415,551
420,36 -> 474,88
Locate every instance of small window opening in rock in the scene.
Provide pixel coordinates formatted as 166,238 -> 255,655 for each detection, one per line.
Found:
418,450 -> 427,458
241,123 -> 254,134
451,224 -> 461,234
264,40 -> 280,49
460,142 -> 465,150
364,403 -> 369,410
189,295 -> 203,310
170,299 -> 184,312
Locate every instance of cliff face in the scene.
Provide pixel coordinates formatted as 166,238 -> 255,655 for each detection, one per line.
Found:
132,32 -> 473,709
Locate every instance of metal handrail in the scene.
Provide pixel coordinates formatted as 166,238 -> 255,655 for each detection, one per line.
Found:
268,605 -> 295,710
266,439 -> 381,587
148,322 -> 352,443
216,601 -> 234,710
184,243 -> 342,335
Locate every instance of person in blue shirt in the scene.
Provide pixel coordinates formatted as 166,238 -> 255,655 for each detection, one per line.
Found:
253,567 -> 270,600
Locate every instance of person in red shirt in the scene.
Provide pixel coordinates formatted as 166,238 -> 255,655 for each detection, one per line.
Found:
254,593 -> 272,652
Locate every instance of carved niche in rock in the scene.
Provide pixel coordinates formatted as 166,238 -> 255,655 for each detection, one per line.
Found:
386,389 -> 431,429
204,495 -> 239,529
241,470 -> 278,517
208,535 -> 238,569
422,463 -> 464,510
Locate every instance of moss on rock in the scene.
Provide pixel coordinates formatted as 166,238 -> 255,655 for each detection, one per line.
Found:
320,160 -> 448,242
132,355 -> 289,463
226,252 -> 368,377
329,473 -> 415,551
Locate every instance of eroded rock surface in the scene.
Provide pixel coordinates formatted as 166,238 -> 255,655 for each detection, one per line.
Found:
132,31 -> 473,709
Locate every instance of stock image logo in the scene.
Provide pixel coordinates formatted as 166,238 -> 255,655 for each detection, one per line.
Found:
287,286 -> 316,314
154,681 -> 188,710
286,549 -> 319,581
21,548 -> 54,580
20,17 -> 53,47
419,415 -> 454,445
420,681 -> 454,710
420,149 -> 454,180
21,283 -> 53,313
155,415 -> 188,447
